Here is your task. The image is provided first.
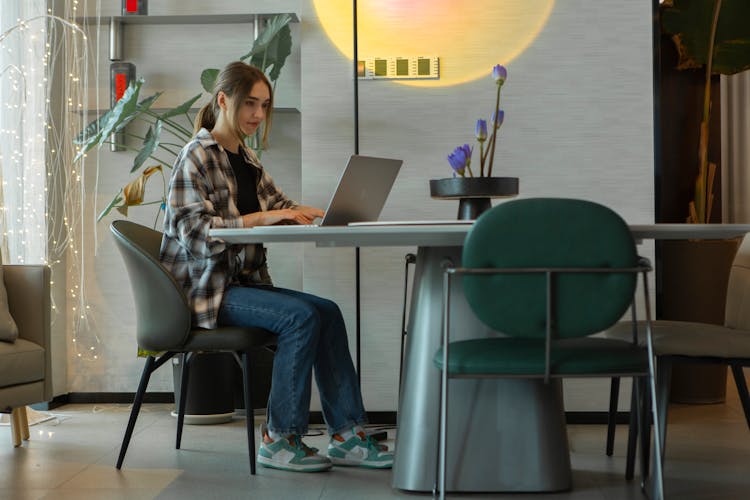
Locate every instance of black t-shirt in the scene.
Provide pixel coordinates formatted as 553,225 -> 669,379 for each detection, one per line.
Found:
225,149 -> 260,215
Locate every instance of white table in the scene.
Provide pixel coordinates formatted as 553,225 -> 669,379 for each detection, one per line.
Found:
212,223 -> 750,247
210,223 -> 750,492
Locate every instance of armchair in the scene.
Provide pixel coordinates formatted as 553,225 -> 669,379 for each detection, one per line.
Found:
0,265 -> 52,446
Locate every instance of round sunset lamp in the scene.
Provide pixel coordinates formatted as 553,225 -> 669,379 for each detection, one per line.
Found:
313,0 -> 556,87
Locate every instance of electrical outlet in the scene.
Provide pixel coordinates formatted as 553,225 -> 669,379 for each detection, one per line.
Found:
358,56 -> 439,80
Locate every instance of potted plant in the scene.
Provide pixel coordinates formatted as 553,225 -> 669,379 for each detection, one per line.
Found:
73,14 -> 294,228
429,64 -> 519,220
71,15 -> 294,416
659,0 -> 750,403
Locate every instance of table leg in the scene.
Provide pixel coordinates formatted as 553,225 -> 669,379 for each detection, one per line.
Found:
392,246 -> 572,493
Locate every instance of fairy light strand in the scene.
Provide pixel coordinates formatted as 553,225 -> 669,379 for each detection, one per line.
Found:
0,0 -> 101,362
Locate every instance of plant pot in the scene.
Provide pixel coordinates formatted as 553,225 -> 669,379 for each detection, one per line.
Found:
429,177 -> 519,220
659,237 -> 742,404
172,352 -> 235,424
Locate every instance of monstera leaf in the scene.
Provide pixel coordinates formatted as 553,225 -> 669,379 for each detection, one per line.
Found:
79,14 -> 295,227
131,120 -> 162,173
200,69 -> 220,93
241,14 -> 293,82
73,79 -> 155,162
662,0 -> 750,75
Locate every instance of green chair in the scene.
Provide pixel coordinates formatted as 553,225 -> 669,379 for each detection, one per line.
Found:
433,198 -> 664,499
110,220 -> 275,474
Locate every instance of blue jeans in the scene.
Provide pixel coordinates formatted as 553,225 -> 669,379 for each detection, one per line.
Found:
217,284 -> 367,436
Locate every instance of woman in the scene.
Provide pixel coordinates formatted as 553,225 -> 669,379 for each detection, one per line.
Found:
160,61 -> 393,472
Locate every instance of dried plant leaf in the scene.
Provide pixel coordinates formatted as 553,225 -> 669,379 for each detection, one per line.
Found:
122,166 -> 163,207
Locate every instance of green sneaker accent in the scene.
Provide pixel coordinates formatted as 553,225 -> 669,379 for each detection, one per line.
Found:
327,430 -> 394,469
257,425 -> 332,473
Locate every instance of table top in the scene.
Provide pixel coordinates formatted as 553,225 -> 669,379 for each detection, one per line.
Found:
209,223 -> 750,247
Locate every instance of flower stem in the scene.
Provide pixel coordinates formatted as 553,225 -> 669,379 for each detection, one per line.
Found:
486,83 -> 502,177
479,142 -> 485,177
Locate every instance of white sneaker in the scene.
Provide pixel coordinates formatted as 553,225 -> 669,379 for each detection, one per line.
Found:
327,429 -> 394,469
257,424 -> 332,472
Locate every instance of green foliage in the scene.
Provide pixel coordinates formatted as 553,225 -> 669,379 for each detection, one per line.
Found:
132,121 -> 162,173
662,0 -> 750,75
661,0 -> 750,223
200,69 -> 220,94
242,14 -> 294,82
74,14 -> 295,224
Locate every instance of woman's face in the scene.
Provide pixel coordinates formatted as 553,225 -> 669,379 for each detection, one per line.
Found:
234,81 -> 271,137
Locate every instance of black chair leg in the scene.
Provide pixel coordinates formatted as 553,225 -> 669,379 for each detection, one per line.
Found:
625,378 -> 639,480
606,377 -> 621,456
654,357 -> 672,483
117,355 -> 156,469
176,352 -> 192,449
241,351 -> 256,475
730,364 -> 750,431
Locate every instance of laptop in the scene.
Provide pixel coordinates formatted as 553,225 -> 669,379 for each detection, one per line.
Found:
267,155 -> 402,227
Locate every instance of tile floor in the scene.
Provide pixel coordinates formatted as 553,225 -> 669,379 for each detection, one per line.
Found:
1,381 -> 749,500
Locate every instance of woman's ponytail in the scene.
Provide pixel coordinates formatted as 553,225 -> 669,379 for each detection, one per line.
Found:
194,101 -> 216,135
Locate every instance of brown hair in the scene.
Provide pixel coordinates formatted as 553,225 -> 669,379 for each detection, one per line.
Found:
194,61 -> 274,147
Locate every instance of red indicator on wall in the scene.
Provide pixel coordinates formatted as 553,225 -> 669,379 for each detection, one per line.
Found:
115,73 -> 128,101
122,0 -> 147,16
110,62 -> 135,107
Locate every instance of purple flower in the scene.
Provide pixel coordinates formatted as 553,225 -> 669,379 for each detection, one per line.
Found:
490,109 -> 505,130
447,144 -> 472,176
475,119 -> 487,142
445,64 -> 508,178
492,64 -> 507,85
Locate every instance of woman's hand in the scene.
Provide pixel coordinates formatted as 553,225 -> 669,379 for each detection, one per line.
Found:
242,206 -> 324,227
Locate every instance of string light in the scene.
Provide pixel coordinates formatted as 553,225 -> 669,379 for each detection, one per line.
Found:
0,1 -> 101,362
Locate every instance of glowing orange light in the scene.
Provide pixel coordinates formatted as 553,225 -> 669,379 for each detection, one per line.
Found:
313,0 -> 556,87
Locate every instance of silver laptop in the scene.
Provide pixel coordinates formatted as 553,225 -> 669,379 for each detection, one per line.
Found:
260,155 -> 401,227
316,155 -> 402,226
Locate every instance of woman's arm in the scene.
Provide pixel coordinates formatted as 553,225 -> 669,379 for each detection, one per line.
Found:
241,206 -> 324,227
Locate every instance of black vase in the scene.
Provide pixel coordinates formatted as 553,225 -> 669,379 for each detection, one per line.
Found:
429,177 -> 519,220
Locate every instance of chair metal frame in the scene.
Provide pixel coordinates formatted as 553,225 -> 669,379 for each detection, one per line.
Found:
435,263 -> 664,500
609,353 -> 750,482
606,233 -> 750,481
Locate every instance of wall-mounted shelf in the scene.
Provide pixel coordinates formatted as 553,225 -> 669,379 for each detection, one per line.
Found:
77,106 -> 300,115
76,13 -> 299,26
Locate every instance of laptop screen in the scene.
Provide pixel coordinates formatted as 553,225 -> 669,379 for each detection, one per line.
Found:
319,155 -> 403,226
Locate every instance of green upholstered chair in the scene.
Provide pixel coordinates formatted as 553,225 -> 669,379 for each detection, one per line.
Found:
433,198 -> 664,499
605,232 -> 750,481
110,220 -> 275,474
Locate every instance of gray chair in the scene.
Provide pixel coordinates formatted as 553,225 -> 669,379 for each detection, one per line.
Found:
434,198 -> 664,499
110,220 -> 275,474
0,265 -> 52,446
606,232 -> 750,479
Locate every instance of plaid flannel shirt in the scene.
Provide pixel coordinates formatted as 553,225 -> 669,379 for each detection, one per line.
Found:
159,128 -> 296,329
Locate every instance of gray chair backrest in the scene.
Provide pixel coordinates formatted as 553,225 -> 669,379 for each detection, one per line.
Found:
110,220 -> 191,352
724,234 -> 750,332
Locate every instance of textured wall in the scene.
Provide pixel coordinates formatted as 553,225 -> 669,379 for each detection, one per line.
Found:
300,0 -> 654,411
71,0 -> 654,413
